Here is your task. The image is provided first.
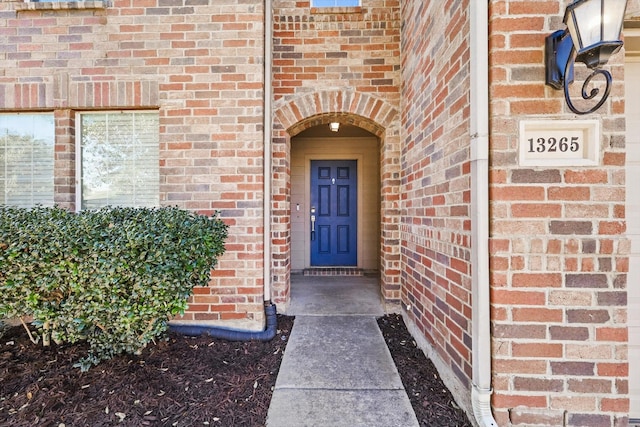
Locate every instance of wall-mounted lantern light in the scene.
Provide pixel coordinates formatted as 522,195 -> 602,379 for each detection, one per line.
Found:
329,122 -> 340,132
545,0 -> 627,114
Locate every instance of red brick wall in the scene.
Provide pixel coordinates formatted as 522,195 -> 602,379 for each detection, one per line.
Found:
0,0 -> 268,330
489,1 -> 629,425
270,0 -> 402,304
1,1 -> 630,422
272,1 -> 401,102
399,0 -> 473,397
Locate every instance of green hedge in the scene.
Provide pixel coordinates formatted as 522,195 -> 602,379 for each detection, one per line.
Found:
0,206 -> 228,370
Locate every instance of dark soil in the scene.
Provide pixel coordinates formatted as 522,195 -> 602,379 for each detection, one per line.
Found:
1,314 -> 472,427
378,314 -> 473,427
0,317 -> 294,427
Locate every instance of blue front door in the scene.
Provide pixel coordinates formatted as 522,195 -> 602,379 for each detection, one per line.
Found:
310,160 -> 357,266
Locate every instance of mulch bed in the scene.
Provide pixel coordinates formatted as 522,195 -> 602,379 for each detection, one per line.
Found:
1,314 -> 472,426
0,316 -> 294,427
378,314 -> 473,427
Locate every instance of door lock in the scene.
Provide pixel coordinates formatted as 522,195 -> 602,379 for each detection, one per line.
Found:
310,207 -> 316,240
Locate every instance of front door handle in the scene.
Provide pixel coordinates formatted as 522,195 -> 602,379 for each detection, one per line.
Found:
310,207 -> 316,240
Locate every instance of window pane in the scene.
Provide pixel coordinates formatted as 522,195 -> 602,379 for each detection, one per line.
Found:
80,112 -> 159,210
312,0 -> 359,6
0,114 -> 55,207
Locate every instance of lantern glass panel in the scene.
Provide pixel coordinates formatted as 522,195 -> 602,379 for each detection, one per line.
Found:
602,0 -> 626,42
565,0 -> 602,50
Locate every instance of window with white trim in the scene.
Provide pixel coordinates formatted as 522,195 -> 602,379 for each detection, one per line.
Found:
0,113 -> 55,208
77,111 -> 159,210
17,1 -> 107,12
312,0 -> 360,6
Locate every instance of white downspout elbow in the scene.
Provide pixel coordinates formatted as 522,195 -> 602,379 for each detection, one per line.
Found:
470,1 -> 497,426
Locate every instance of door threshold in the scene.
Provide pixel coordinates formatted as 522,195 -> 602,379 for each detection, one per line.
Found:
302,267 -> 364,276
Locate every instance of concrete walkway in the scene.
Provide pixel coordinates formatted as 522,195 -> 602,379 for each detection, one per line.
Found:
266,276 -> 419,427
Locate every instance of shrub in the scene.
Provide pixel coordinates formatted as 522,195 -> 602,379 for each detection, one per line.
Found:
0,206 -> 228,370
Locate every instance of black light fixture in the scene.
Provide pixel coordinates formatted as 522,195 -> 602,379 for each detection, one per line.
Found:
545,0 -> 627,114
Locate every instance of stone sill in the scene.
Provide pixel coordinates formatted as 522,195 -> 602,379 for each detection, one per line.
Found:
15,1 -> 106,11
310,6 -> 362,15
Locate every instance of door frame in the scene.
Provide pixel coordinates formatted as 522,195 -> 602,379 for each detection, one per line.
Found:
310,159 -> 358,266
304,153 -> 364,268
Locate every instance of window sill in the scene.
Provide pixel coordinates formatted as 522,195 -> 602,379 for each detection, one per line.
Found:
310,6 -> 362,15
15,1 -> 106,11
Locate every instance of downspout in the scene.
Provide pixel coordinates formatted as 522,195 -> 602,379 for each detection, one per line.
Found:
263,0 -> 273,306
169,0 -> 276,342
470,1 -> 497,426
169,304 -> 277,341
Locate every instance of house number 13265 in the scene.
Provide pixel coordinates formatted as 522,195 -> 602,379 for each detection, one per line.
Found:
527,136 -> 580,153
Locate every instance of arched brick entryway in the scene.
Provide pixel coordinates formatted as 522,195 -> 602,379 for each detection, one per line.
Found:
270,90 -> 401,311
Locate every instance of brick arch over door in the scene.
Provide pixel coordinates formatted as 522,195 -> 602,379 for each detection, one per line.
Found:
270,90 -> 402,311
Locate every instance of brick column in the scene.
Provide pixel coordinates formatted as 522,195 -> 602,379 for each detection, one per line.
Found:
488,1 -> 629,424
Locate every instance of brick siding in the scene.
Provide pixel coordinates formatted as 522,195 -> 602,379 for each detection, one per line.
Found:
0,0 -> 631,423
0,0 -> 268,330
489,1 -> 629,425
400,0 -> 474,400
270,0 -> 402,305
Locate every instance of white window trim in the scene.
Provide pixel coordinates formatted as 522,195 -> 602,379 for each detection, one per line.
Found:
311,0 -> 360,7
16,1 -> 106,11
75,110 -> 159,212
0,112 -> 55,208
